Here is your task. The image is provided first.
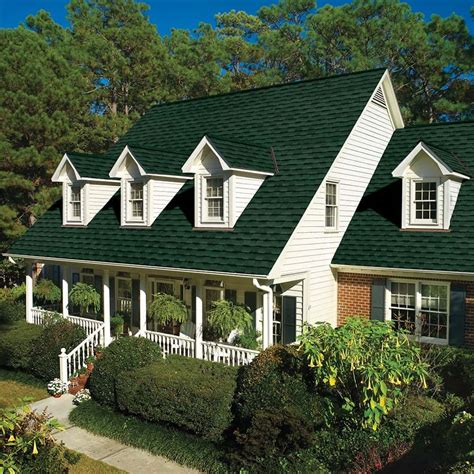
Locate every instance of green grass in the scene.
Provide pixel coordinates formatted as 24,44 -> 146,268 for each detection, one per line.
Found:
0,368 -> 48,408
70,400 -> 228,473
69,453 -> 126,473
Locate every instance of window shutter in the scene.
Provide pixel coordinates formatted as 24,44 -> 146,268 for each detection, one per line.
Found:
282,296 -> 297,344
109,277 -> 115,316
191,286 -> 196,323
244,291 -> 257,329
225,289 -> 237,303
371,278 -> 386,321
449,283 -> 466,346
93,275 -> 103,316
131,279 -> 140,330
72,272 -> 80,285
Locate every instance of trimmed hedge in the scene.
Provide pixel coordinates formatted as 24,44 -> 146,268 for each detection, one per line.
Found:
89,337 -> 162,407
0,301 -> 25,324
116,356 -> 238,441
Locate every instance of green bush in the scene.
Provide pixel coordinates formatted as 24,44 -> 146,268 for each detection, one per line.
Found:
229,345 -> 322,468
444,411 -> 474,465
31,320 -> 86,381
0,300 -> 25,324
0,321 -> 43,371
89,337 -> 162,407
116,356 -> 237,441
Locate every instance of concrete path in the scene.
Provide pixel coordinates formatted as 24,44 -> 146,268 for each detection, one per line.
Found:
30,395 -> 198,474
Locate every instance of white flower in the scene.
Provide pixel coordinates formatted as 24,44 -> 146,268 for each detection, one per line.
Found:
73,389 -> 91,405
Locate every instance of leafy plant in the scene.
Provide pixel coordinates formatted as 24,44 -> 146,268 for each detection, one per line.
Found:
234,328 -> 261,350
148,293 -> 187,326
47,378 -> 68,395
299,318 -> 430,431
73,389 -> 91,405
207,300 -> 253,340
110,315 -> 124,337
33,279 -> 61,305
68,282 -> 100,317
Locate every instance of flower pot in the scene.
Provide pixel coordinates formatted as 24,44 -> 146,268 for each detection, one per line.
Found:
87,363 -> 94,372
53,393 -> 62,398
95,350 -> 103,358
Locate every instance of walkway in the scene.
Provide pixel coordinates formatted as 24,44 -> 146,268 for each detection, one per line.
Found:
30,395 -> 198,474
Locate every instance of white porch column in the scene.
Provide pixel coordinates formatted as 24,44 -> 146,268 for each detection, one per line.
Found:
195,282 -> 203,359
103,269 -> 111,346
61,266 -> 69,318
25,261 -> 33,323
262,286 -> 274,349
139,273 -> 147,335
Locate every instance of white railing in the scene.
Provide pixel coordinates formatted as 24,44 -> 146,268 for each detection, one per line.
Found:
141,330 -> 196,358
31,307 -> 50,325
59,323 -> 105,383
201,341 -> 259,366
65,315 -> 103,336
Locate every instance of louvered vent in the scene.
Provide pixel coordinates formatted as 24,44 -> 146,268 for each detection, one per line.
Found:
371,87 -> 387,108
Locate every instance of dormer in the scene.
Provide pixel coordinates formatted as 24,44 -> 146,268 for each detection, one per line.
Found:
109,145 -> 192,227
392,142 -> 470,230
182,135 -> 275,229
52,153 -> 120,226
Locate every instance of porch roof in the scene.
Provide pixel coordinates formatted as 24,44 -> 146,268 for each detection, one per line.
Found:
8,69 -> 385,275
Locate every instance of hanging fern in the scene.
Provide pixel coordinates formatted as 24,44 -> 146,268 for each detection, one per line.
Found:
34,279 -> 61,305
148,293 -> 188,326
207,300 -> 253,339
69,282 -> 101,316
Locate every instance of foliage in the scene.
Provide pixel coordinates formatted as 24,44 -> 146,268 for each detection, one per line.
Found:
33,279 -> 61,305
0,369 -> 47,409
116,356 -> 237,441
0,259 -> 25,289
73,389 -> 91,405
0,285 -> 25,304
69,283 -> 101,316
445,411 -> 474,465
0,301 -> 25,325
207,300 -> 253,340
70,400 -> 226,472
234,328 -> 261,350
47,379 -> 68,396
110,315 -> 124,337
89,337 -> 161,407
147,293 -> 188,326
31,320 -> 86,381
300,318 -> 429,430
0,403 -> 76,473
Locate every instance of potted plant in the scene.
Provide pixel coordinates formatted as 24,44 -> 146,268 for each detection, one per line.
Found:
47,378 -> 68,398
148,293 -> 188,335
111,315 -> 125,337
73,388 -> 91,405
94,345 -> 104,358
77,367 -> 88,386
207,300 -> 253,342
69,282 -> 101,318
85,355 -> 95,372
34,278 -> 61,310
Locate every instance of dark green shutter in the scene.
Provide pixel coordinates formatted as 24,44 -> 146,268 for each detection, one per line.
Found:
131,279 -> 140,330
191,286 -> 196,323
449,283 -> 466,346
371,278 -> 386,321
72,272 -> 80,285
244,291 -> 257,329
225,289 -> 237,303
109,277 -> 115,316
282,296 -> 297,344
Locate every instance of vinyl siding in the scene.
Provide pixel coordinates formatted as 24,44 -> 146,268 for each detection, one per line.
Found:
232,173 -> 265,226
149,178 -> 186,223
270,98 -> 396,326
85,182 -> 120,225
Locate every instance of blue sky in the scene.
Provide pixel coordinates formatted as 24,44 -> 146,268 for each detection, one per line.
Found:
0,0 -> 472,34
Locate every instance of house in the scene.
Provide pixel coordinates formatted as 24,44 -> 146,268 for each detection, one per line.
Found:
5,68 -> 473,379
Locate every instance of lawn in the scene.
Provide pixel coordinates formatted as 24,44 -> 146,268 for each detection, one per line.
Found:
70,453 -> 125,473
0,368 -> 47,408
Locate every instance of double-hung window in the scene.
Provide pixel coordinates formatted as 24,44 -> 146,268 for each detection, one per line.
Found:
205,177 -> 224,221
325,182 -> 338,229
412,181 -> 437,224
129,182 -> 144,220
389,280 -> 449,343
69,185 -> 81,221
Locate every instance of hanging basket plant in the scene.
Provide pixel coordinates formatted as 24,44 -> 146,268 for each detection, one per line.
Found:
69,282 -> 101,317
207,300 -> 253,340
148,293 -> 188,327
34,279 -> 61,306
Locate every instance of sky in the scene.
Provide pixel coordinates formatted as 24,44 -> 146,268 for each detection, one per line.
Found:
0,0 -> 473,34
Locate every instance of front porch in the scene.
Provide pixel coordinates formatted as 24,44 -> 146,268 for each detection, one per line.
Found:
24,260 -> 305,380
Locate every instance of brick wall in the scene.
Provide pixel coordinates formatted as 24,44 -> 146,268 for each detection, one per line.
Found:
337,272 -> 474,349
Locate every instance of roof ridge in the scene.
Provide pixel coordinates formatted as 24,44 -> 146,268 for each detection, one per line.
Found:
149,68 -> 386,110
126,143 -> 187,157
66,151 -> 106,159
404,120 -> 474,130
206,133 -> 271,151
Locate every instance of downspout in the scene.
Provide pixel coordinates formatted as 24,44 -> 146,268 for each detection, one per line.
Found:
252,278 -> 273,349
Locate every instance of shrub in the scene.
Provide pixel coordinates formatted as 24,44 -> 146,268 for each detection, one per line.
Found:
300,318 -> 430,430
0,321 -> 43,371
116,356 -> 237,441
0,300 -> 25,324
89,337 -> 162,407
31,320 -> 86,381
33,278 -> 61,306
229,345 -> 322,468
444,411 -> 474,465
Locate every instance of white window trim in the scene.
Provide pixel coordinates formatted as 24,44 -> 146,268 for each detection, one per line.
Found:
148,277 -> 176,301
67,183 -> 83,224
116,275 -> 133,316
386,278 -> 450,345
324,180 -> 339,232
409,178 -> 441,227
201,175 -> 227,225
124,179 -> 146,225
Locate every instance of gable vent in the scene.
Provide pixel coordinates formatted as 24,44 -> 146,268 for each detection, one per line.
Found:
371,87 -> 387,108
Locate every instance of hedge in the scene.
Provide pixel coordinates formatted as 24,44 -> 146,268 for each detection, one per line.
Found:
89,337 -> 162,407
0,301 -> 25,325
116,356 -> 238,441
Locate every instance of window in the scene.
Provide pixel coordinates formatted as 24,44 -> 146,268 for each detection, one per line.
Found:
117,278 -> 132,316
325,182 -> 338,229
389,281 -> 449,343
69,185 -> 81,220
129,182 -> 144,220
205,177 -> 224,220
80,268 -> 94,287
413,181 -> 437,223
150,279 -> 174,300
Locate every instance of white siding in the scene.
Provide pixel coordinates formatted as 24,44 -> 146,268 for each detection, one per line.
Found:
232,173 -> 265,226
269,99 -> 396,326
85,182 -> 120,225
449,179 -> 462,223
149,178 -> 186,223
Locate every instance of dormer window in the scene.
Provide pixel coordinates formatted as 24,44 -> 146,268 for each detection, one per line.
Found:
205,177 -> 224,221
69,185 -> 82,221
129,182 -> 144,220
412,180 -> 437,224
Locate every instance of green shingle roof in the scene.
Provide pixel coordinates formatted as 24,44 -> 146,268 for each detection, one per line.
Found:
127,145 -> 188,176
333,121 -> 474,273
206,135 -> 275,174
9,69 -> 386,275
423,142 -> 471,177
66,152 -> 112,180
